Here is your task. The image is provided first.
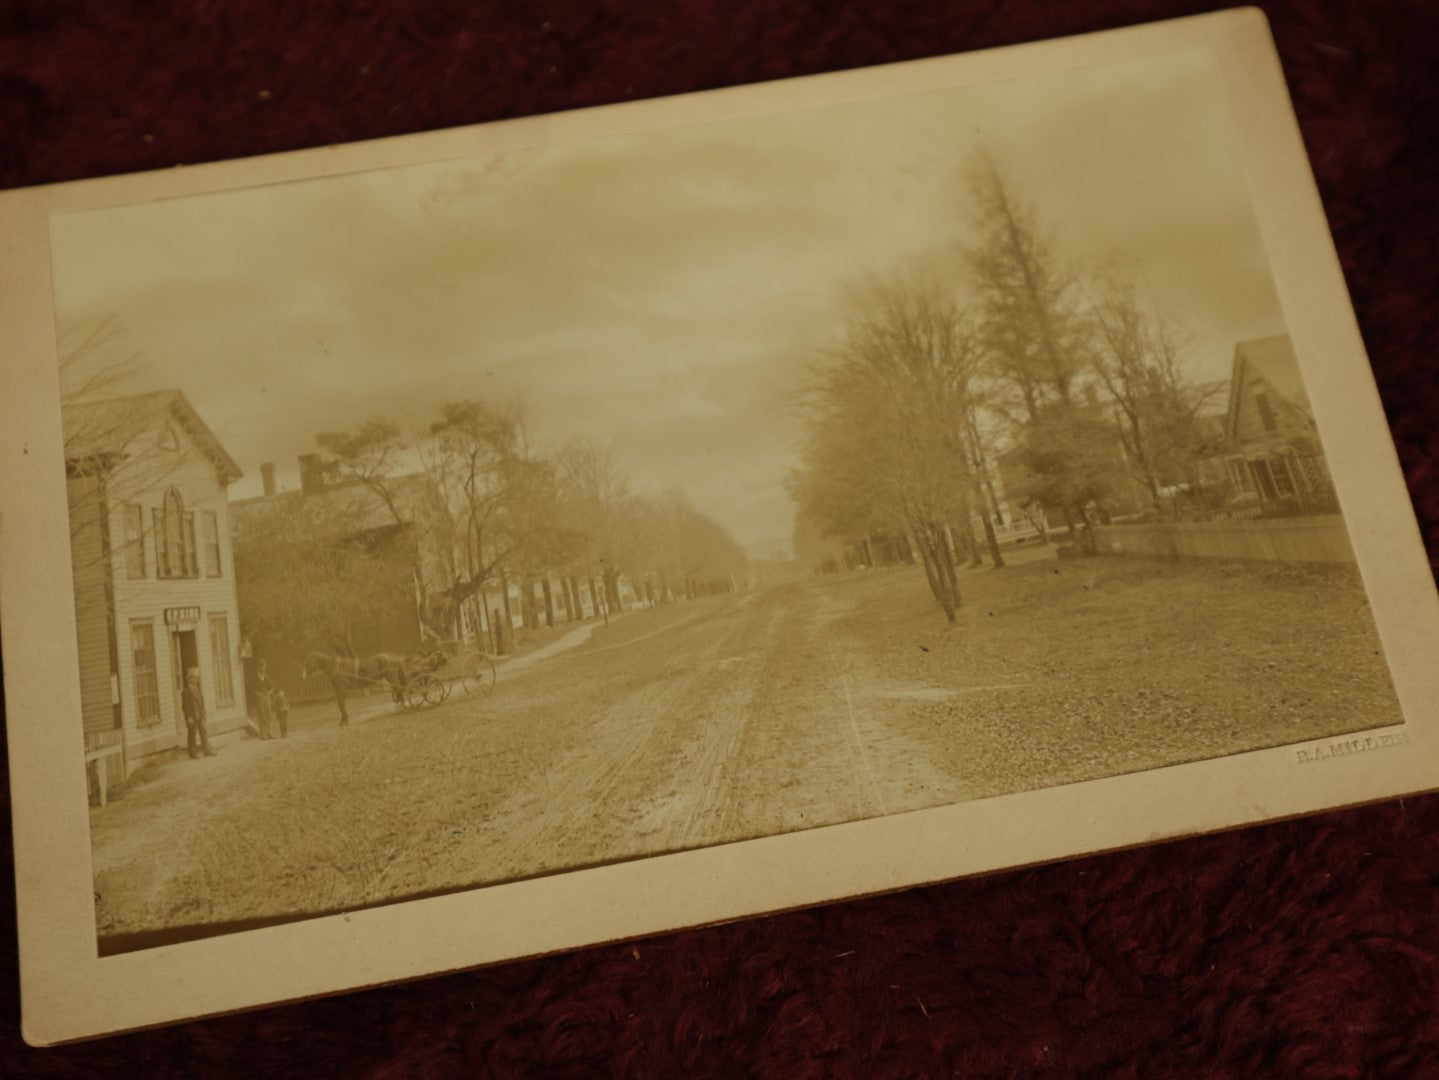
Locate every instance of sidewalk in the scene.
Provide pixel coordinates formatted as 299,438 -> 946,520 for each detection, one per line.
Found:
495,615 -> 621,676
265,612 -> 631,731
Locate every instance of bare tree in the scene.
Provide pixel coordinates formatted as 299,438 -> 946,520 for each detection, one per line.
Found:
316,400 -> 582,641
790,267 -> 995,623
58,315 -> 146,402
554,438 -> 643,613
643,489 -> 748,599
60,315 -> 185,570
790,506 -> 849,575
1083,273 -> 1221,514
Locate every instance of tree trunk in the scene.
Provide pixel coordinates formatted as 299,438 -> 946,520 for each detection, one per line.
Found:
916,536 -> 943,604
1144,464 -> 1162,511
490,601 -> 508,656
980,512 -> 1005,569
980,469 -> 1004,528
961,523 -> 983,568
519,581 -> 537,631
540,578 -> 555,628
929,533 -> 958,624
499,568 -> 514,628
937,528 -> 962,616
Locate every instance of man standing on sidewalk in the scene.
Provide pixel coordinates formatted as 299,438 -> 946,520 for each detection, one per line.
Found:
250,658 -> 275,740
182,668 -> 216,759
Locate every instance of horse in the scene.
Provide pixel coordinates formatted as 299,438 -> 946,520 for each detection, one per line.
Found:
301,650 -> 411,724
301,646 -> 452,724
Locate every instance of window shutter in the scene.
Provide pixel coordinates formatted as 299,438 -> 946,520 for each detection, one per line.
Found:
203,512 -> 222,576
183,513 -> 199,576
152,508 -> 167,576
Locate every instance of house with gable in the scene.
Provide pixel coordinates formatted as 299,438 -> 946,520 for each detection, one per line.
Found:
65,390 -> 247,800
1218,335 -> 1337,510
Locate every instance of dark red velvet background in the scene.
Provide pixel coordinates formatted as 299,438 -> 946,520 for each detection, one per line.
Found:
2,1 -> 1437,1075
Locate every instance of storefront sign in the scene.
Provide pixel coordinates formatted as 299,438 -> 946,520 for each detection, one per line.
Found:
163,606 -> 201,626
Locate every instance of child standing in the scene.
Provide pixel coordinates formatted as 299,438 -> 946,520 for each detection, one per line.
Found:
273,687 -> 291,738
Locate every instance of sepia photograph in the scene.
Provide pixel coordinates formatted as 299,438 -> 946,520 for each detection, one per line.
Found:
45,44 -> 1408,957
4,8 -> 1437,1046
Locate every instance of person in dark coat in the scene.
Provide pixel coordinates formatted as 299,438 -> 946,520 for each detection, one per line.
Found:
249,658 -> 274,740
182,668 -> 215,758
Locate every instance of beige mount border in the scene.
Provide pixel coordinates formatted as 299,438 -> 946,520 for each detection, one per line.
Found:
1,7 -> 1435,1044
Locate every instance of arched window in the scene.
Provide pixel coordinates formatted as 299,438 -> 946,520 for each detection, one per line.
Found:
163,488 -> 185,578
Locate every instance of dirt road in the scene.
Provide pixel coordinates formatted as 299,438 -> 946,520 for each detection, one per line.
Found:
90,574 -> 961,948
90,554 -> 1403,950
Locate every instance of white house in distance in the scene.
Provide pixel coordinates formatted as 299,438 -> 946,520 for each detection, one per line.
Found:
1219,334 -> 1335,507
65,390 -> 246,800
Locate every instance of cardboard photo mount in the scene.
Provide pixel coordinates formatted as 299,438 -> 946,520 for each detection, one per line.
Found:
2,7 -> 1437,1044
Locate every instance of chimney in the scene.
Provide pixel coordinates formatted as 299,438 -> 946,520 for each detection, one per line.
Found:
298,453 -> 323,496
260,462 -> 277,497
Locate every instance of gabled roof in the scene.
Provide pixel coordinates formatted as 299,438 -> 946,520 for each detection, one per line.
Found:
1224,335 -> 1313,440
62,390 -> 243,485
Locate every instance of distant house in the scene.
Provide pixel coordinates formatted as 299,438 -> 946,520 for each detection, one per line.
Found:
1218,336 -> 1336,509
65,391 -> 246,797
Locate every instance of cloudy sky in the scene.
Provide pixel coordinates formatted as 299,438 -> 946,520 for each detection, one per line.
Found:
50,48 -> 1287,556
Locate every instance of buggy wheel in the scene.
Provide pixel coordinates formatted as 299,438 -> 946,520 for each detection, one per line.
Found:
423,673 -> 449,707
460,653 -> 497,697
402,675 -> 438,710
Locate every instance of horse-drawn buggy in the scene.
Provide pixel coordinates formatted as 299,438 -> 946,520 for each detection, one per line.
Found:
302,638 -> 497,724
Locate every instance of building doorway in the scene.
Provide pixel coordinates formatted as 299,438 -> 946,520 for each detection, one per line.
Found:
169,629 -> 198,740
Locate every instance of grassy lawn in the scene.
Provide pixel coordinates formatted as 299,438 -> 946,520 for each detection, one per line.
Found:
829,553 -> 1404,799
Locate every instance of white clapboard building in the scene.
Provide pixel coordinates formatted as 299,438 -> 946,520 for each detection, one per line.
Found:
65,390 -> 246,801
